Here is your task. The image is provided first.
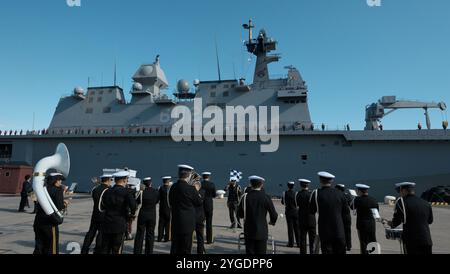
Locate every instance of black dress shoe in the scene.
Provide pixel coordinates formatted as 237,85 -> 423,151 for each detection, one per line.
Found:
286,244 -> 294,248
237,224 -> 242,229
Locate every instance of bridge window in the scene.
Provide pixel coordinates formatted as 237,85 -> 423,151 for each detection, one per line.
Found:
210,92 -> 216,98
223,91 -> 229,97
211,85 -> 217,89
85,108 -> 93,114
301,155 -> 308,161
224,84 -> 229,89
88,97 -> 94,103
97,97 -> 103,102
103,107 -> 111,113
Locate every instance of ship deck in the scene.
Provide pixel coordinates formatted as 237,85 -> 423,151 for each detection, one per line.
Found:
1,129 -> 450,142
0,194 -> 449,254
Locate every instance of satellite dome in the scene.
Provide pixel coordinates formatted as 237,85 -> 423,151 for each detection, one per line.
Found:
193,79 -> 200,87
177,79 -> 190,93
139,65 -> 154,77
74,86 -> 84,95
132,82 -> 143,91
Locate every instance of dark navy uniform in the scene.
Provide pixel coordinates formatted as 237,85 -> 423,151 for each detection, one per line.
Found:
202,179 -> 216,244
238,189 -> 278,254
225,183 -> 242,228
18,179 -> 32,212
169,180 -> 203,254
158,185 -> 171,242
391,194 -> 433,254
134,187 -> 160,254
195,188 -> 206,254
310,186 -> 351,254
296,189 -> 316,254
100,184 -> 137,254
282,188 -> 300,247
81,183 -> 109,254
336,185 -> 353,251
352,195 -> 378,254
33,185 -> 65,254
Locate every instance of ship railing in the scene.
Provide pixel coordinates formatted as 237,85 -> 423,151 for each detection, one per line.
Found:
3,122 -> 448,138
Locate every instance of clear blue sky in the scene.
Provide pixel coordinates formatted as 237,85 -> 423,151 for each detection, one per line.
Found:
1,0 -> 449,131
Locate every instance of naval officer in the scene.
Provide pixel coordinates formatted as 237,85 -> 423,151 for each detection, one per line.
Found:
81,174 -> 113,254
387,182 -> 433,254
33,173 -> 67,254
169,165 -> 203,254
351,184 -> 378,254
225,177 -> 242,229
309,172 -> 351,254
238,176 -> 278,254
100,171 -> 137,254
281,181 -> 300,248
158,176 -> 172,242
134,177 -> 160,254
296,179 -> 316,254
18,175 -> 32,212
201,172 -> 216,244
335,184 -> 352,251
194,180 -> 207,254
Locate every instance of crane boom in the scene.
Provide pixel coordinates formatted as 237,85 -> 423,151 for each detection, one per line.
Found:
365,96 -> 447,130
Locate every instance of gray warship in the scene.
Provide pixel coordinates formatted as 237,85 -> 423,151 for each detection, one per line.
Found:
1,20 -> 449,200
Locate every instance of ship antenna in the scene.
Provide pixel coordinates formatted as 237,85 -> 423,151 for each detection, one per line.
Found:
114,60 -> 117,86
215,35 -> 222,82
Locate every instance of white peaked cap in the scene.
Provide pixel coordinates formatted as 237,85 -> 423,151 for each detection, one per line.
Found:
178,164 -> 194,170
249,175 -> 265,182
318,171 -> 335,179
113,171 -> 130,178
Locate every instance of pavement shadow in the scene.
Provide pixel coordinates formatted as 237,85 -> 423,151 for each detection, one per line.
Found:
13,240 -> 35,249
0,208 -> 22,214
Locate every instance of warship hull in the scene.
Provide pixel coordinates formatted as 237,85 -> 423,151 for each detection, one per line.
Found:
2,129 -> 450,200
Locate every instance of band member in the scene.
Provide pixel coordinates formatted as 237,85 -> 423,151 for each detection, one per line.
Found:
194,181 -> 206,254
309,172 -> 351,254
281,181 -> 300,248
296,179 -> 316,254
387,182 -> 433,254
238,176 -> 278,254
100,171 -> 137,254
134,177 -> 160,254
201,172 -> 216,244
335,183 -> 352,251
33,173 -> 68,254
18,175 -> 32,212
81,174 -> 113,254
169,164 -> 203,254
351,184 -> 378,254
125,184 -> 138,241
158,176 -> 172,242
225,177 -> 242,229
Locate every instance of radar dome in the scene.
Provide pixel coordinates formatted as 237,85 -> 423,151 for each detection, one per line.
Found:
177,79 -> 190,93
139,65 -> 154,77
74,86 -> 84,95
133,82 -> 143,91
